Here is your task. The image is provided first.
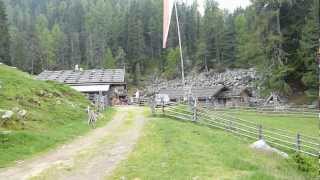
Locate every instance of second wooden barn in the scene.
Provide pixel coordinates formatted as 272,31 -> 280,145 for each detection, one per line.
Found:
158,85 -> 252,107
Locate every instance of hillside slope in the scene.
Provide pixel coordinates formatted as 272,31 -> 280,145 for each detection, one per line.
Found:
0,64 -> 111,167
0,64 -> 89,130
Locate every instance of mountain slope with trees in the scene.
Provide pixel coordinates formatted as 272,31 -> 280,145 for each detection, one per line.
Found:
0,0 -> 319,98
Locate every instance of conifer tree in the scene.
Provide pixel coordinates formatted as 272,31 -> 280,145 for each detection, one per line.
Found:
0,0 -> 11,65
104,48 -> 116,69
298,0 -> 320,97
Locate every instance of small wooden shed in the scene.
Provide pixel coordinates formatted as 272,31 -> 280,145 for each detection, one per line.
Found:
214,87 -> 252,107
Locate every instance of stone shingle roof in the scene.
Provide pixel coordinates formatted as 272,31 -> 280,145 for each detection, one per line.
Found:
37,69 -> 125,85
159,88 -> 185,99
192,85 -> 225,98
158,85 -> 226,99
217,87 -> 251,98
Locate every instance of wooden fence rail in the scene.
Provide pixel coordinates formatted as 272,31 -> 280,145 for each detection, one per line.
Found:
151,102 -> 320,158
203,105 -> 319,118
197,103 -> 320,113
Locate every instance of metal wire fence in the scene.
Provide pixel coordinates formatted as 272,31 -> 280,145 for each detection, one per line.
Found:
152,102 -> 319,158
197,103 -> 319,118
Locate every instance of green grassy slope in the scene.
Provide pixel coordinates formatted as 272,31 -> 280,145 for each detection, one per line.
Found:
0,64 -> 114,167
109,115 -> 316,180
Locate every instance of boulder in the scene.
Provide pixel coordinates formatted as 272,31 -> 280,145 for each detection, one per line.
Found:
2,111 -> 14,120
29,97 -> 41,106
38,90 -> 46,96
250,140 -> 288,158
18,110 -> 27,118
56,100 -> 62,105
12,107 -> 20,112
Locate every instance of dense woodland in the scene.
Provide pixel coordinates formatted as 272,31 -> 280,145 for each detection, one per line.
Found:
0,0 -> 319,97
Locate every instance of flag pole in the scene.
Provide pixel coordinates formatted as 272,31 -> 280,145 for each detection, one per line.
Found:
317,38 -> 320,162
174,1 -> 185,86
318,38 -> 320,129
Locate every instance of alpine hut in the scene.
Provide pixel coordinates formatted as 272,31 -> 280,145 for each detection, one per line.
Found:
37,68 -> 127,106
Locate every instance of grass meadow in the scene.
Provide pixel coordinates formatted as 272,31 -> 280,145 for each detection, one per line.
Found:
217,109 -> 318,137
109,113 -> 316,180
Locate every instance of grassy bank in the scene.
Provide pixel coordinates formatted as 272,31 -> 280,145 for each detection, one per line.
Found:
109,115 -> 315,180
0,64 -> 115,167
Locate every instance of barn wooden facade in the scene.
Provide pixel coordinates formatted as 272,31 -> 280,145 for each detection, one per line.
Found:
213,87 -> 252,107
37,69 -> 127,106
158,85 -> 252,107
158,85 -> 226,102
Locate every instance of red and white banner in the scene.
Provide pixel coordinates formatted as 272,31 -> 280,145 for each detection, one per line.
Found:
163,0 -> 174,48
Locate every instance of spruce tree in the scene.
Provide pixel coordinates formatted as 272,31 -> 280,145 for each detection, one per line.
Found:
0,0 -> 11,65
104,48 -> 116,69
298,0 -> 320,97
221,14 -> 236,67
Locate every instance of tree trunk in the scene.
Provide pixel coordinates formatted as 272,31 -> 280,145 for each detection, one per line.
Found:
276,8 -> 284,66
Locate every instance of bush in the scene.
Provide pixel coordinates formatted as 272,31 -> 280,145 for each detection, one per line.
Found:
293,153 -> 319,177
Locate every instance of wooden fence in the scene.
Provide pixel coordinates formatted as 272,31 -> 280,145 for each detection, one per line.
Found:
131,97 -> 149,106
197,103 -> 319,118
152,101 -> 320,158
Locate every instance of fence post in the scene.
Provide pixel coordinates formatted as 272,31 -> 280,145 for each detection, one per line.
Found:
258,125 -> 263,140
193,98 -> 197,121
188,96 -> 192,112
296,133 -> 301,152
151,96 -> 155,115
98,91 -> 103,112
161,97 -> 165,115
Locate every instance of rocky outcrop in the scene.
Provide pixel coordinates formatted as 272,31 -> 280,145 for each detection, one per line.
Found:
0,107 -> 28,127
1,110 -> 14,120
18,109 -> 27,118
147,68 -> 260,98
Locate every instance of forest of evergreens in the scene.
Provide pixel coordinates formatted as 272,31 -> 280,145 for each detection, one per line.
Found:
0,0 -> 319,97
